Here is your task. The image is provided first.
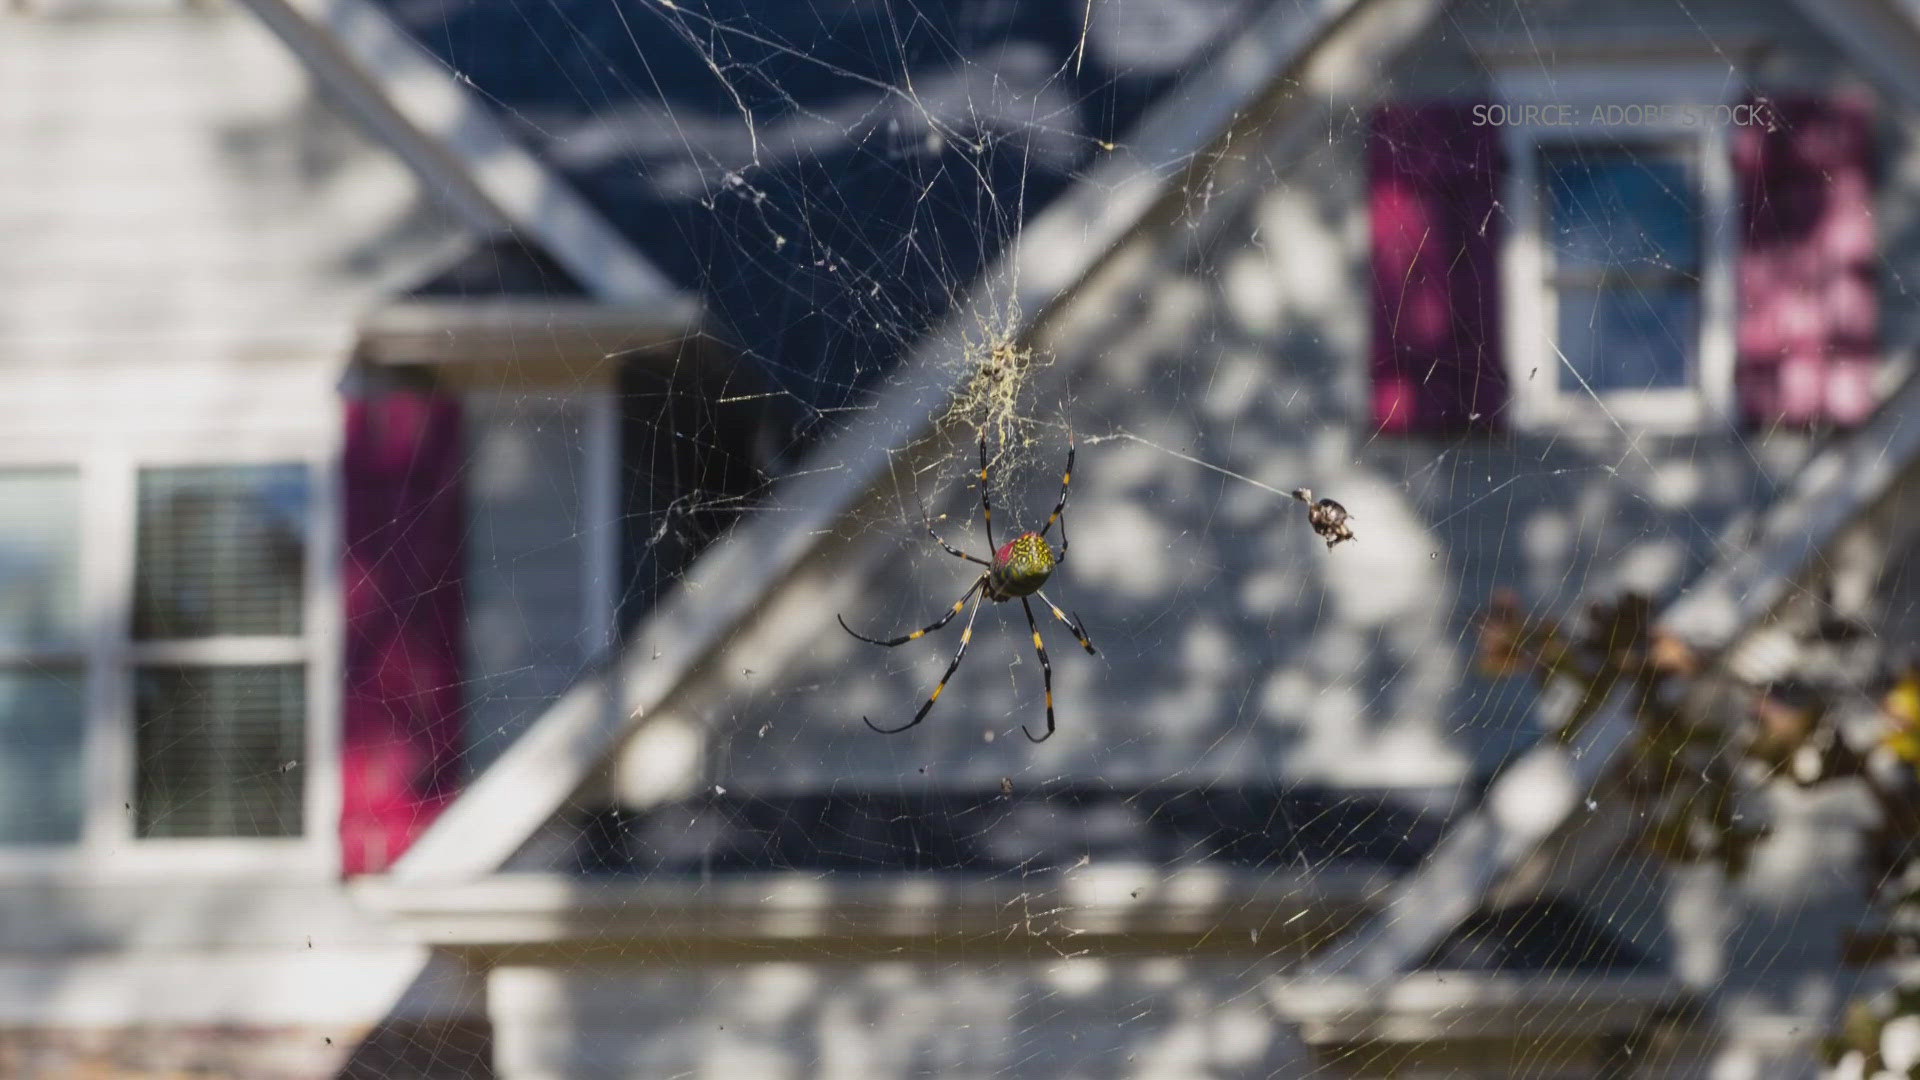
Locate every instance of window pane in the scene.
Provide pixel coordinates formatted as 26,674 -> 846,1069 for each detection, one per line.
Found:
463,398 -> 592,775
0,469 -> 81,650
1543,149 -> 1699,273
135,465 -> 308,639
0,669 -> 84,843
1556,285 -> 1698,393
135,665 -> 303,838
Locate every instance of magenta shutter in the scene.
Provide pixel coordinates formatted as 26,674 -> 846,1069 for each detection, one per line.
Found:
340,390 -> 466,876
1733,97 -> 1881,426
1368,104 -> 1506,434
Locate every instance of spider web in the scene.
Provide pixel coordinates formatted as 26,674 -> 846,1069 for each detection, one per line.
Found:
194,0 -> 1920,1075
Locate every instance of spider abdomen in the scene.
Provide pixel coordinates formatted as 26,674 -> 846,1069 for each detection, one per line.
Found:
987,532 -> 1054,600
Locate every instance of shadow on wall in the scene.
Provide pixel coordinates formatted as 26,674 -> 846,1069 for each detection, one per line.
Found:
489,954 -> 1312,1078
714,152 -> 1795,792
214,48 -> 473,292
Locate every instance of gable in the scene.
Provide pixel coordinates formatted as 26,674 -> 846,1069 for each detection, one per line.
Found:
305,3 -> 1920,1077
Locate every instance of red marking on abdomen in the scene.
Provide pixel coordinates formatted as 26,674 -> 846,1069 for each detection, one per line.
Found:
994,538 -> 1020,566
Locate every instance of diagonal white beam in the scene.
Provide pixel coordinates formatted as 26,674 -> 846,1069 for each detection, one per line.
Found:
1790,0 -> 1920,115
238,0 -> 675,303
1308,370 -> 1920,979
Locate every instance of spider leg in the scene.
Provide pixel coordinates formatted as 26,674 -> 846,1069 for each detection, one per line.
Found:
978,433 -> 997,550
1019,597 -> 1056,743
838,577 -> 985,647
925,507 -> 989,566
1034,589 -> 1096,655
1038,424 -> 1075,547
864,586 -> 986,735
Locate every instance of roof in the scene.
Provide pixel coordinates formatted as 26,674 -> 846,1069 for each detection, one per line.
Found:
358,0 -> 1265,413
576,783 -> 1447,875
572,786 -> 1650,976
366,791 -> 1660,994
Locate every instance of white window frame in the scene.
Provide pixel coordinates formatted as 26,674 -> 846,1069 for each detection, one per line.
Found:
1495,64 -> 1740,434
0,424 -> 340,880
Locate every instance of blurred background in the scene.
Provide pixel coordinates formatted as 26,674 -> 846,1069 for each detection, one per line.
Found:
7,0 -> 1920,1076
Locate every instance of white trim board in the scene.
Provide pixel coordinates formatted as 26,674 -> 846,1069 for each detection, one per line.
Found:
236,0 -> 677,304
0,949 -> 463,1027
389,0 -> 1452,884
356,864 -> 1381,949
1269,972 -> 1686,1044
358,298 -> 702,368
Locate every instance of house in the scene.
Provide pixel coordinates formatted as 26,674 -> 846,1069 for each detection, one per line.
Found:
8,0 -> 1920,1075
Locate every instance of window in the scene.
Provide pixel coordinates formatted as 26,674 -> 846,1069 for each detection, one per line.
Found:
1496,67 -> 1738,432
132,465 -> 310,839
0,469 -> 85,844
135,665 -> 304,839
0,459 -> 321,863
1540,145 -> 1701,396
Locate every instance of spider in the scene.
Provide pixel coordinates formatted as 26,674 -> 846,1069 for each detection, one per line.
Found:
838,431 -> 1097,742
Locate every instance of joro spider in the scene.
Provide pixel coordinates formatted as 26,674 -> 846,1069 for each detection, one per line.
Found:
837,432 -> 1097,743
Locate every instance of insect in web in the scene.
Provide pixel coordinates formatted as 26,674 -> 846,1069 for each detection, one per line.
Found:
838,431 -> 1097,742
1292,488 -> 1355,549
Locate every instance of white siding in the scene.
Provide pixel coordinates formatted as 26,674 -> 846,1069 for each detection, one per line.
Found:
0,5 -> 463,447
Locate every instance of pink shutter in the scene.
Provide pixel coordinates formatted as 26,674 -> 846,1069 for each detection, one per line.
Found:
1733,97 -> 1881,427
340,390 -> 466,876
1369,104 -> 1506,434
